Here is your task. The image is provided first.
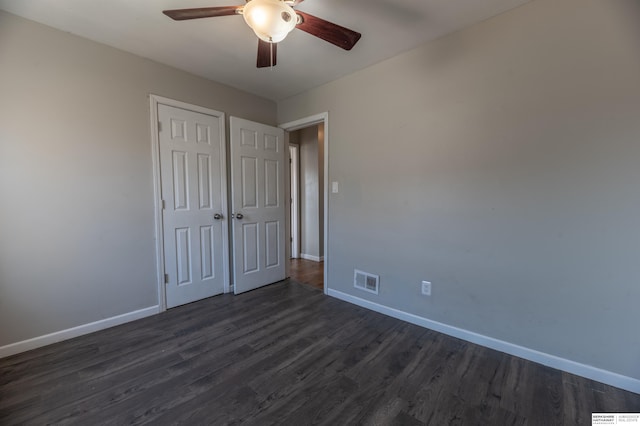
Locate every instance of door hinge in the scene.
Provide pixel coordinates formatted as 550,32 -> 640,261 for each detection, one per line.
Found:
158,121 -> 162,132
161,200 -> 166,209
164,273 -> 169,284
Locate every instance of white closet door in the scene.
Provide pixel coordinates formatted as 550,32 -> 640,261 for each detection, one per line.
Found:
230,117 -> 286,294
158,103 -> 227,308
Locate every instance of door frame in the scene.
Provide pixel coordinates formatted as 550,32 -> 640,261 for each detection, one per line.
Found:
280,112 -> 329,295
289,143 -> 300,259
149,94 -> 230,312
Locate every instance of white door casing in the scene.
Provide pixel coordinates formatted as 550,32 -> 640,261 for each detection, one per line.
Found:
158,103 -> 228,308
230,117 -> 286,294
279,112 -> 329,295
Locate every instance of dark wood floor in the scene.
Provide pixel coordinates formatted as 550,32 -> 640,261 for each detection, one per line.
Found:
1,280 -> 638,425
289,258 -> 323,290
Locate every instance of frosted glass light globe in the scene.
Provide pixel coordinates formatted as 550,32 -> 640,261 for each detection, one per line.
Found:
243,0 -> 297,43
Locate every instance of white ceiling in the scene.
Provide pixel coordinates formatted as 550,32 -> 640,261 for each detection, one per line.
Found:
0,0 -> 530,101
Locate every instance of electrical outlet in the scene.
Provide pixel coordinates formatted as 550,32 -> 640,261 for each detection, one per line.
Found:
421,281 -> 431,296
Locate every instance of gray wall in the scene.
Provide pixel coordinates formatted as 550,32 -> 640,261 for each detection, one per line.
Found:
0,11 -> 276,347
296,125 -> 324,259
278,0 -> 640,380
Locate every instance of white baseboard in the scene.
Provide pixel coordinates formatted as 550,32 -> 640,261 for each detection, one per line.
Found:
328,289 -> 640,395
0,305 -> 160,358
300,253 -> 324,262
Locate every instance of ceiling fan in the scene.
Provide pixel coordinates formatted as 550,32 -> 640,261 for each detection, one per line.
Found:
163,0 -> 361,68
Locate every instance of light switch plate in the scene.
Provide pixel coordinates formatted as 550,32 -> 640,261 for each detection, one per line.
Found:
332,181 -> 339,193
421,281 -> 431,296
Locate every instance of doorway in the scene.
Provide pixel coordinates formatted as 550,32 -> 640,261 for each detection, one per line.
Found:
281,113 -> 329,294
289,143 -> 299,259
290,125 -> 323,263
289,141 -> 323,290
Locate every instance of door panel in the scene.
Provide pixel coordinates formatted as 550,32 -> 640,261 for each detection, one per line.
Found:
200,225 -> 215,280
175,227 -> 191,285
243,223 -> 259,273
198,154 -> 213,209
231,117 -> 286,294
242,156 -> 258,208
265,221 -> 280,267
159,104 -> 227,308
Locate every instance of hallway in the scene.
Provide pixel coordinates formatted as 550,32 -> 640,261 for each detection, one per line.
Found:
289,259 -> 323,290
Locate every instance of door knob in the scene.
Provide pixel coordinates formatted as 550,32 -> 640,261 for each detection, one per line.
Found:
233,213 -> 244,220
213,213 -> 222,220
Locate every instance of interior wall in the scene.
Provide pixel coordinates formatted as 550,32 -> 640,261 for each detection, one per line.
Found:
0,11 -> 276,347
278,0 -> 640,381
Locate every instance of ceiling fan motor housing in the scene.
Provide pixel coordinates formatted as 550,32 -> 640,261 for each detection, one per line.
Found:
243,0 -> 297,43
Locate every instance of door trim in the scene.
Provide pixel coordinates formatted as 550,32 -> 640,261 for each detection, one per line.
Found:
279,112 -> 329,295
149,94 -> 230,311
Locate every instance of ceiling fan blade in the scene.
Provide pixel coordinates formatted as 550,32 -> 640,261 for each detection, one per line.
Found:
163,7 -> 241,21
257,39 -> 277,68
295,11 -> 361,50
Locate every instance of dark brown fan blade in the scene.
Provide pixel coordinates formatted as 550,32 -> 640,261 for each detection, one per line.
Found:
257,39 -> 277,68
163,7 -> 241,21
295,11 -> 361,50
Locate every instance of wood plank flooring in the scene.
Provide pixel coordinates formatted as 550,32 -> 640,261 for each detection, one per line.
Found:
1,280 -> 638,425
289,258 -> 323,290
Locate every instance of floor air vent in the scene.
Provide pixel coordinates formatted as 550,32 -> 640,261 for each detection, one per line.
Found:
354,269 -> 379,295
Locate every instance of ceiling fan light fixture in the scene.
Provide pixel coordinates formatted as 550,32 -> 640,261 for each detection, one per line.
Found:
242,0 -> 297,43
